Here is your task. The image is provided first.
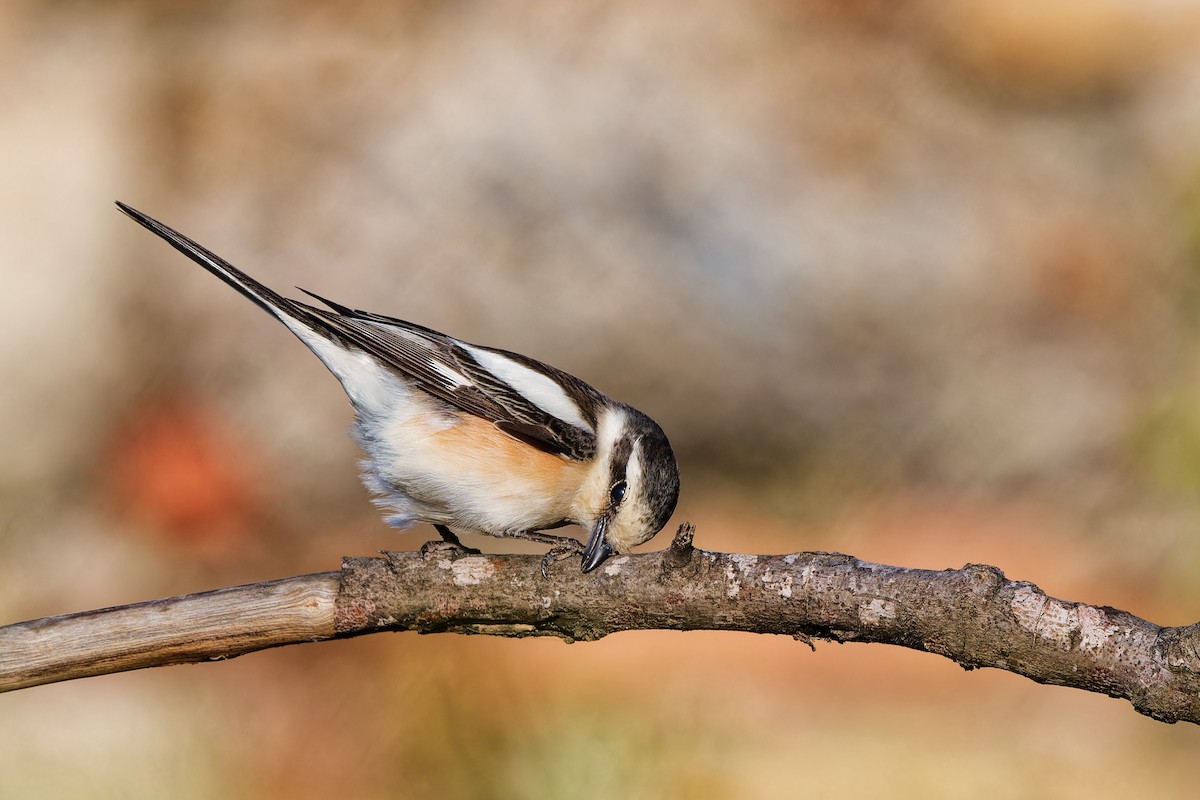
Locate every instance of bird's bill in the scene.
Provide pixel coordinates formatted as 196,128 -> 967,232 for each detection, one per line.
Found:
581,517 -> 613,573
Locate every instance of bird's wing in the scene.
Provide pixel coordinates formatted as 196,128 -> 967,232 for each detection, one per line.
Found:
117,202 -> 601,461
300,296 -> 602,461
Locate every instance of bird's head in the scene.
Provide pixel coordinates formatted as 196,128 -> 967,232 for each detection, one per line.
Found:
577,407 -> 680,572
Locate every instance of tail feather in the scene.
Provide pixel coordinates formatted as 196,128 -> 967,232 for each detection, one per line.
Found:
116,201 -> 407,414
116,202 -> 300,325
298,286 -> 357,316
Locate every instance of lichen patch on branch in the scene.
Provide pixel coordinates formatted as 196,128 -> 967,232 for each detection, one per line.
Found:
1011,585 -> 1075,649
603,556 -> 630,576
439,556 -> 495,586
1076,605 -> 1121,651
858,598 -> 897,625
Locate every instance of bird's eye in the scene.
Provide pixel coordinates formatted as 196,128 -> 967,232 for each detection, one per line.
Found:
609,480 -> 628,506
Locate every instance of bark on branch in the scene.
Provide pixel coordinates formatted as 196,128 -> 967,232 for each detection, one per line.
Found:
2,525 -> 1199,725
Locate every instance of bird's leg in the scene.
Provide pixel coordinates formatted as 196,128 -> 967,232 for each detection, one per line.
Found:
484,529 -> 586,578
433,524 -> 482,555
431,528 -> 585,576
490,529 -> 584,550
539,542 -> 588,578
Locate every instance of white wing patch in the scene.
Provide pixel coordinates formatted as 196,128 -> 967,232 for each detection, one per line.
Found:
461,343 -> 592,431
376,323 -> 469,387
430,359 -> 469,387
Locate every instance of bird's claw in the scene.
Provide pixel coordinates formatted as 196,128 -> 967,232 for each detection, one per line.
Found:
432,525 -> 482,555
420,539 -> 481,558
539,540 -> 584,579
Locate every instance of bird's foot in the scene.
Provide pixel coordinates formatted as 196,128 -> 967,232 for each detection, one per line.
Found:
420,539 -> 482,559
539,538 -> 584,579
431,525 -> 482,555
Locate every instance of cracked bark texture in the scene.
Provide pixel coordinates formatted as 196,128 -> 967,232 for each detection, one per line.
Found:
3,526 -> 1199,725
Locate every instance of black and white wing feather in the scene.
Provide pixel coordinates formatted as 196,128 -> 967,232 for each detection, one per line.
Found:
116,202 -> 602,461
298,296 -> 604,460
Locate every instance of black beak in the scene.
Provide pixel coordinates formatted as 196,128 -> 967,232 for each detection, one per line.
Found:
581,518 -> 613,573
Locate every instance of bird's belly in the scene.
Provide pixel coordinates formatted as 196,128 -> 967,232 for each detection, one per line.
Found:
365,411 -> 587,534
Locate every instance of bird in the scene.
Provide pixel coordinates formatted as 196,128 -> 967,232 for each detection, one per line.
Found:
116,202 -> 680,573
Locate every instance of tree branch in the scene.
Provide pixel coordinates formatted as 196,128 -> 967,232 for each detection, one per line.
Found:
3,525 -> 1199,725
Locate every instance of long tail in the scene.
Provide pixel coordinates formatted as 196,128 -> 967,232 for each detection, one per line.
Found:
116,201 -> 406,414
116,202 -> 308,326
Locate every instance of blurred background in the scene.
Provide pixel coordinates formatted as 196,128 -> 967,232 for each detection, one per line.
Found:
3,0 -> 1200,796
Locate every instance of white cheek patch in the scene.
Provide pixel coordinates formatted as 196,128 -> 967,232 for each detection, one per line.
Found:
571,407 -> 628,523
617,436 -> 669,549
625,438 -> 644,496
594,406 -> 627,462
608,438 -> 650,550
461,343 -> 592,432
